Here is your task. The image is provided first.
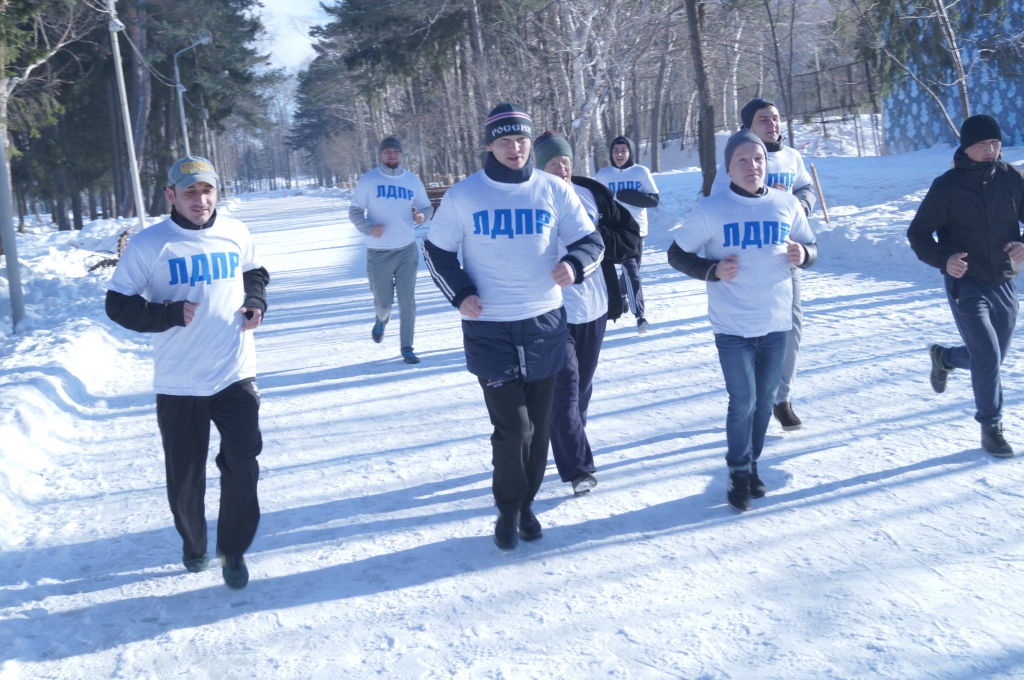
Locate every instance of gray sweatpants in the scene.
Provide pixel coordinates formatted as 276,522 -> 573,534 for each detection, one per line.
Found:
775,267 -> 802,404
366,241 -> 418,349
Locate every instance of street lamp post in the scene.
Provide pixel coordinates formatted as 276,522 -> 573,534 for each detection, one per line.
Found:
107,0 -> 147,234
173,35 -> 211,157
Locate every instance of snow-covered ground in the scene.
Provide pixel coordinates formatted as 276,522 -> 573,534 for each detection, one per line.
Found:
4,141 -> 1024,678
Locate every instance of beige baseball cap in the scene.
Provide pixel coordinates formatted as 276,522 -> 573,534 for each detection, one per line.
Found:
167,156 -> 219,190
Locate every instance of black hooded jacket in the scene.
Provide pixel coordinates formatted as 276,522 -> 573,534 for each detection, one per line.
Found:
571,176 -> 642,321
907,149 -> 1024,282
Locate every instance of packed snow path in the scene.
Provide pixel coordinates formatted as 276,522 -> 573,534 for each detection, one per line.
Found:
4,171 -> 1024,677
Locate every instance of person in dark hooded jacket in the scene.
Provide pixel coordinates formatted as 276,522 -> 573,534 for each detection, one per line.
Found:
908,113 -> 1024,457
534,130 -> 641,496
595,136 -> 659,334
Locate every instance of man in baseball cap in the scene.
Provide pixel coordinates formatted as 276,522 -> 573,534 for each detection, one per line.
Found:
107,154 -> 270,589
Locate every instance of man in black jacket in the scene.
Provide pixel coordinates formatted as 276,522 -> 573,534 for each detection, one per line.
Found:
534,130 -> 641,495
908,114 -> 1024,457
106,156 -> 270,588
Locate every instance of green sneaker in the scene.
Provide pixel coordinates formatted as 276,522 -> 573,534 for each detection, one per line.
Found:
183,552 -> 209,573
220,553 -> 249,589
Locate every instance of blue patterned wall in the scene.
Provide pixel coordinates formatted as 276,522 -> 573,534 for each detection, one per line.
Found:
884,2 -> 1024,153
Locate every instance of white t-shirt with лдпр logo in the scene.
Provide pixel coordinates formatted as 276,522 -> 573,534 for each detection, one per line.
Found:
108,216 -> 262,396
674,188 -> 815,338
427,169 -> 597,323
711,145 -> 813,197
594,163 -> 659,237
351,167 -> 432,250
559,185 -> 608,325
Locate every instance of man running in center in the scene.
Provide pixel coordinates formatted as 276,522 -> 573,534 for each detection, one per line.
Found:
423,104 -> 604,549
669,130 -> 817,511
712,99 -> 817,432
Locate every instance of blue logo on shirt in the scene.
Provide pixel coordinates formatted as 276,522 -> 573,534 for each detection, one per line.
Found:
472,209 -> 552,239
168,252 -> 241,286
766,172 -> 796,191
722,221 -> 791,249
376,185 -> 414,200
607,180 -> 642,194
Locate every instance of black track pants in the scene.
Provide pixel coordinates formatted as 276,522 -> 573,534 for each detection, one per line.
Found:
479,374 -> 558,516
156,378 -> 262,559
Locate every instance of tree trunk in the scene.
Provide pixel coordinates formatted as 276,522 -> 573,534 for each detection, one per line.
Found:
650,28 -> 674,173
685,0 -> 718,196
932,0 -> 970,119
123,1 -> 151,217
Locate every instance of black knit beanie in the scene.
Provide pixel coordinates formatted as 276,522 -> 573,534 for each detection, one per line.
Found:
741,98 -> 776,130
485,104 -> 533,144
379,136 -> 402,154
959,114 -> 1002,150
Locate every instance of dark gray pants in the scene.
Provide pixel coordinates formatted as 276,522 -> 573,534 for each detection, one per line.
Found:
775,268 -> 802,404
942,275 -> 1018,424
550,314 -> 607,482
367,241 -> 418,349
619,236 -> 645,319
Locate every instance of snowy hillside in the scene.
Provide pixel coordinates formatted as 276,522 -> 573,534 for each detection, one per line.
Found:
3,144 -> 1024,677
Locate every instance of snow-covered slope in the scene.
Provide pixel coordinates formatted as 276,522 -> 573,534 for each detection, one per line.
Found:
3,147 -> 1024,677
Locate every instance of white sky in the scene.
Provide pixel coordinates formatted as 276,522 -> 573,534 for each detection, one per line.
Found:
258,0 -> 328,72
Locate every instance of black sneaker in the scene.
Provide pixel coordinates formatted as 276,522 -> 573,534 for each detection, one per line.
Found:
749,462 -> 766,499
371,318 -> 387,343
929,344 -> 952,393
519,504 -> 542,541
571,472 -> 598,496
182,552 -> 209,573
981,422 -> 1014,458
401,347 -> 420,364
727,470 -> 750,511
773,402 -> 803,431
220,554 -> 249,589
494,510 -> 519,550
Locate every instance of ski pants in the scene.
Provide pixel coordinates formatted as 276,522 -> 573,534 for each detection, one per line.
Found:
550,314 -> 608,482
156,378 -> 262,559
619,236 -> 645,319
479,373 -> 558,517
367,241 -> 418,349
715,331 -> 788,471
942,275 -> 1017,424
775,268 -> 803,404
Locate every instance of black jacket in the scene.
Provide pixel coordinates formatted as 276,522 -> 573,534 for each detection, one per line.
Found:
571,176 -> 642,321
907,149 -> 1024,282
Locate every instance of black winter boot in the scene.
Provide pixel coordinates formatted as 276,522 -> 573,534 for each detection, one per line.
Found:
727,470 -> 751,511
494,510 -> 519,550
773,402 -> 803,431
519,504 -> 542,541
981,422 -> 1014,458
749,462 -> 766,499
929,344 -> 952,393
